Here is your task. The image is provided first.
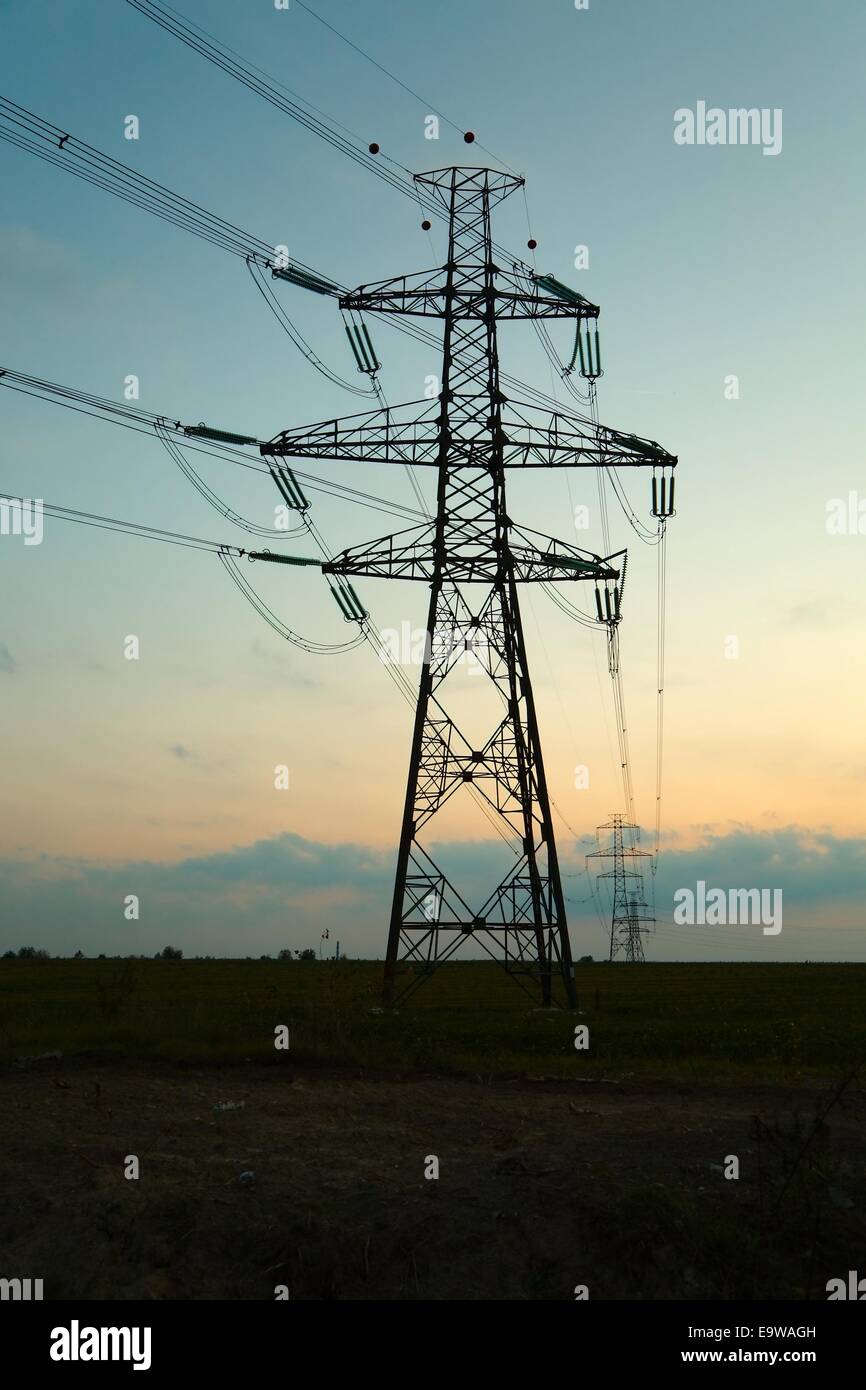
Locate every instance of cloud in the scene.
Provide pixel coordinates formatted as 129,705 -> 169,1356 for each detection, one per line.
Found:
165,744 -> 230,772
248,639 -> 320,688
0,826 -> 863,960
785,595 -> 865,628
651,826 -> 866,904
0,641 -> 14,675
0,832 -> 394,959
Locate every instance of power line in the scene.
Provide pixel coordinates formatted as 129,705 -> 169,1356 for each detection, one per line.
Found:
0,488 -> 248,556
0,96 -> 382,399
0,486 -> 376,655
586,813 -> 654,962
0,96 -> 599,423
217,549 -> 367,654
0,368 -> 426,525
607,626 -> 636,825
249,166 -> 677,1008
653,521 -> 668,873
292,0 -> 517,173
4,14 -> 679,982
152,422 -> 306,539
125,2 -> 435,203
0,96 -> 276,262
245,257 -> 378,397
124,0 -> 527,267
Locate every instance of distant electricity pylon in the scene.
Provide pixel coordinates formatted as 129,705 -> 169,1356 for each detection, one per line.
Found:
587,813 -> 655,962
261,167 -> 677,1005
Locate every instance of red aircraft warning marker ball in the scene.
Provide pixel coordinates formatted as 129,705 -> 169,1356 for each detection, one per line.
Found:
527,239 -> 538,250
421,220 -> 432,231
463,131 -> 475,143
368,142 -> 380,154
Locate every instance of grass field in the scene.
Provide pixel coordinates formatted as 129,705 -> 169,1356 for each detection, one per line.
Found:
2,958 -> 864,1081
2,960 -> 864,1299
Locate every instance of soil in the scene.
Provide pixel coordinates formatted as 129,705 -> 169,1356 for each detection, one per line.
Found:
1,1055 -> 863,1300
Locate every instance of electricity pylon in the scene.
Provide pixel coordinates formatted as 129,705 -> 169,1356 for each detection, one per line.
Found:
624,885 -> 654,964
262,167 -> 676,1005
587,813 -> 655,962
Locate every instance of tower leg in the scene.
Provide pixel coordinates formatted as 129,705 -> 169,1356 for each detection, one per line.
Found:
384,579 -> 441,1005
383,568 -> 577,1009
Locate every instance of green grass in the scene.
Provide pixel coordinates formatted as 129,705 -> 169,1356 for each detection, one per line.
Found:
2,959 -> 864,1082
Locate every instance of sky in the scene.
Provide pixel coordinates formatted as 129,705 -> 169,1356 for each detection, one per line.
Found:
1,0 -> 864,961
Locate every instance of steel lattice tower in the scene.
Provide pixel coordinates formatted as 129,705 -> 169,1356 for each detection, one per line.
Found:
587,813 -> 654,962
261,167 -> 677,1005
623,886 -> 654,963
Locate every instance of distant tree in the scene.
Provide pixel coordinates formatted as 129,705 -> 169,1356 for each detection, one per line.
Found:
259,954 -> 272,960
17,946 -> 50,959
2,950 -> 15,958
156,945 -> 183,960
298,948 -> 316,961
578,954 -> 594,964
74,950 -> 85,959
278,949 -> 294,961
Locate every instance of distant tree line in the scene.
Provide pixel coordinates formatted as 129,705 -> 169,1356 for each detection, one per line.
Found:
2,946 -> 335,960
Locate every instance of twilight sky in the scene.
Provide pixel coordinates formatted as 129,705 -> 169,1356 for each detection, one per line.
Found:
1,0 -> 864,960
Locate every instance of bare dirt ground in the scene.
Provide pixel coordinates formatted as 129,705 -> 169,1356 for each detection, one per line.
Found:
2,1056 -> 863,1300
